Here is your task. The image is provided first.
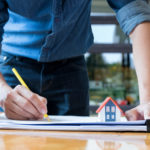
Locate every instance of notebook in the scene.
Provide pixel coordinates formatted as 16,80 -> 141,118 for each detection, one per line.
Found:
0,114 -> 149,132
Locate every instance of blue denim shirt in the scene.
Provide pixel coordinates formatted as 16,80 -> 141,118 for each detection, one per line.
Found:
0,0 -> 150,62
108,0 -> 150,35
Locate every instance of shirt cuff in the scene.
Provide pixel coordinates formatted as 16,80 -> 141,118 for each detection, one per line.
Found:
116,0 -> 150,35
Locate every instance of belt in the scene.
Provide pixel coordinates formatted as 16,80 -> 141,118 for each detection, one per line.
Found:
1,51 -> 83,65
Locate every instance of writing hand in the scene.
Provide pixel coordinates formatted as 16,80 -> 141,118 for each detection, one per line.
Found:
4,85 -> 47,120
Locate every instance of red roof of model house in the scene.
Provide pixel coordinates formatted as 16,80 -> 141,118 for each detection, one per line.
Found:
96,97 -> 125,116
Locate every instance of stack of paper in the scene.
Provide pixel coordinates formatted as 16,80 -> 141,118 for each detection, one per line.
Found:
0,114 -> 149,132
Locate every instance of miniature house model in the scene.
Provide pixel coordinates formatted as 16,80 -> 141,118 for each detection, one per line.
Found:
96,97 -> 125,122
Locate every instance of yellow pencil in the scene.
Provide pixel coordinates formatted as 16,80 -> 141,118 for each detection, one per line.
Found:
12,68 -> 50,121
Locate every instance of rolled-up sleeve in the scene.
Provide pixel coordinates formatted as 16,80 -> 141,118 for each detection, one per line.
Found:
0,0 -> 8,44
107,0 -> 150,35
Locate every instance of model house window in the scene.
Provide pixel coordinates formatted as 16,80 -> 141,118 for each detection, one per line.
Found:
111,114 -> 115,119
107,114 -> 110,120
111,106 -> 115,112
106,106 -> 110,112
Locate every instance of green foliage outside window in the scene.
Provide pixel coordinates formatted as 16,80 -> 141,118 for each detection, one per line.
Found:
86,54 -> 139,105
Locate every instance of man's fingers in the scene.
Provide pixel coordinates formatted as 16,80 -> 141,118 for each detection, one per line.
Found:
14,85 -> 47,114
6,90 -> 43,119
125,103 -> 150,121
4,85 -> 47,120
5,98 -> 37,120
5,107 -> 28,120
125,107 -> 144,121
143,106 -> 150,120
27,94 -> 47,114
144,112 -> 150,120
136,103 -> 150,120
125,109 -> 138,121
39,95 -> 47,105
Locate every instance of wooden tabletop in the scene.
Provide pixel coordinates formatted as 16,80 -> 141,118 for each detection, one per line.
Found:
0,130 -> 150,150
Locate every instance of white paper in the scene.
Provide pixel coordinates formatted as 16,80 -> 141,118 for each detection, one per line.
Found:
0,114 -> 147,132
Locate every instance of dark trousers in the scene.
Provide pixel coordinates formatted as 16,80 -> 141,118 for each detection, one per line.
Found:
0,52 -> 89,116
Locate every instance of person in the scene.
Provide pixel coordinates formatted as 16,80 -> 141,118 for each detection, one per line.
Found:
108,0 -> 150,121
0,0 -> 150,120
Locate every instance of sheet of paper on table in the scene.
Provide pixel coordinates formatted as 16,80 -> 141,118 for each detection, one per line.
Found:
0,113 -> 148,132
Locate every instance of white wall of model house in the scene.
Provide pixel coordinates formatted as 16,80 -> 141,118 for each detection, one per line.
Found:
98,106 -> 122,122
98,107 -> 105,122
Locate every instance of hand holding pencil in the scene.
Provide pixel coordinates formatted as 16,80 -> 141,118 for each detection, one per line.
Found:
12,68 -> 50,121
2,68 -> 49,120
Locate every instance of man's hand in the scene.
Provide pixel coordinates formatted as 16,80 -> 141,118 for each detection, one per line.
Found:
5,85 -> 47,120
0,83 -> 47,120
127,22 -> 150,121
125,103 -> 150,121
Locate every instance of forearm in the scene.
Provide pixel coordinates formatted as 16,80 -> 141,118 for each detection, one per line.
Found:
0,73 -> 12,108
130,22 -> 150,104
